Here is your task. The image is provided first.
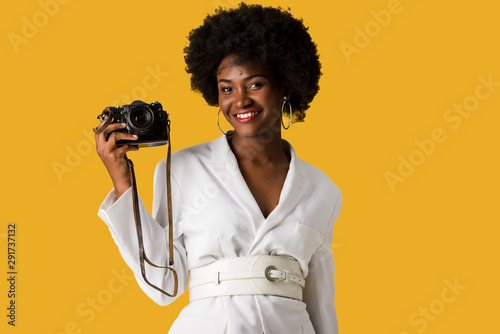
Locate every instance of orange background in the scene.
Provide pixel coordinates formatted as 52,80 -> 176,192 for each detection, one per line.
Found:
1,0 -> 499,333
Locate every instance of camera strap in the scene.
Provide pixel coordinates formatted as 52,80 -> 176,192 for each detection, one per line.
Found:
95,108 -> 178,297
125,132 -> 178,297
93,109 -> 113,135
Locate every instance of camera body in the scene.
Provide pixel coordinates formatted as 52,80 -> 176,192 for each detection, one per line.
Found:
105,100 -> 169,147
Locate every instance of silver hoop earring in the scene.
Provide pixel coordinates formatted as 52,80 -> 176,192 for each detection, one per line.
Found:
281,98 -> 292,130
217,109 -> 228,135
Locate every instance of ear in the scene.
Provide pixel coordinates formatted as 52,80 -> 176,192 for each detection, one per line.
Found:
281,83 -> 292,100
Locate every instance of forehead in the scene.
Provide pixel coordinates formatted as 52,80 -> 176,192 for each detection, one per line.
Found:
216,56 -> 274,79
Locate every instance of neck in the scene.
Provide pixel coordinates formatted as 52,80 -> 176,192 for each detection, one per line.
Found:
229,130 -> 289,164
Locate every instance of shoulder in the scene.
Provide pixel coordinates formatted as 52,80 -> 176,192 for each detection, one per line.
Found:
294,152 -> 341,198
300,158 -> 338,188
299,157 -> 342,212
292,153 -> 343,237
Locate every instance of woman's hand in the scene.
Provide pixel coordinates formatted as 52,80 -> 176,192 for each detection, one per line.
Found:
95,119 -> 139,199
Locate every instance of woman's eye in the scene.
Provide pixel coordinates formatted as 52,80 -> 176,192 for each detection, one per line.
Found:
249,82 -> 263,89
221,87 -> 232,93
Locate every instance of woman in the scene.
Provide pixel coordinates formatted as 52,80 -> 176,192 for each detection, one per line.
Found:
96,3 -> 342,334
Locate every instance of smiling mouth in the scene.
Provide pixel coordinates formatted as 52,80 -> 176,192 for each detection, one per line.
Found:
234,110 -> 262,119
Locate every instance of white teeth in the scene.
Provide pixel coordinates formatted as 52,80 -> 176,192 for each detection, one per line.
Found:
236,111 -> 259,119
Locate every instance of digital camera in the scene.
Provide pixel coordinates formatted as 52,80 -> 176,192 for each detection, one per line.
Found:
100,100 -> 169,147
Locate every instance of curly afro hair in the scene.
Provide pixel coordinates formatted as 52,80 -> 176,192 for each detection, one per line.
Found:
184,3 -> 321,122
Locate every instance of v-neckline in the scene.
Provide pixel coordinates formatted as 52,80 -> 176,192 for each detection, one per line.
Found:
238,161 -> 291,220
205,134 -> 311,244
226,135 -> 292,222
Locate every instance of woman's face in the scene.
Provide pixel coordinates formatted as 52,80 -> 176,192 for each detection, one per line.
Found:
217,56 -> 285,139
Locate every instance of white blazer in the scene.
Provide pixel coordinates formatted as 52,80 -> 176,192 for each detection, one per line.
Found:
98,134 -> 342,334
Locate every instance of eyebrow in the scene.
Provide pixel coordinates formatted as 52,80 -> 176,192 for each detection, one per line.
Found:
217,74 -> 267,83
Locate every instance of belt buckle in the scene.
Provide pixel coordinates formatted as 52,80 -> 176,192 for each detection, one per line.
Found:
265,265 -> 279,282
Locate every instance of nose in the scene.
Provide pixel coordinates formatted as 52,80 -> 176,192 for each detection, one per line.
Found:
233,89 -> 252,109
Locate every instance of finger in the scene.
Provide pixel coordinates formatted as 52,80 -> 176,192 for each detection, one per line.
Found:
107,132 -> 138,146
94,113 -> 113,134
95,121 -> 110,151
95,116 -> 116,145
100,122 -> 128,136
96,123 -> 128,149
95,124 -> 113,150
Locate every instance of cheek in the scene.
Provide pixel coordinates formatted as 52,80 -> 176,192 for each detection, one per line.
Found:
218,98 -> 232,121
263,86 -> 283,105
265,94 -> 283,115
218,96 -> 229,111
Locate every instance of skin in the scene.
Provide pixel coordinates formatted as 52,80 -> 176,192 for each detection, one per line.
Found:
95,120 -> 138,199
96,55 -> 292,218
217,56 -> 291,218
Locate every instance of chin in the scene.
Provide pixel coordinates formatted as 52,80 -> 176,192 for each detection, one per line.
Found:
235,127 -> 276,140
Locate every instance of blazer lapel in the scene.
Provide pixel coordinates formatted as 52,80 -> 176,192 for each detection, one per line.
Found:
250,141 -> 310,252
205,134 -> 311,249
205,134 -> 265,231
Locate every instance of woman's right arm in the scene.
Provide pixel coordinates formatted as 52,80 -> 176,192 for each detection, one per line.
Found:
95,120 -> 188,305
95,120 -> 139,199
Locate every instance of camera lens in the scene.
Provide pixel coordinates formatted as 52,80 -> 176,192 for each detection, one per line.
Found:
127,106 -> 154,133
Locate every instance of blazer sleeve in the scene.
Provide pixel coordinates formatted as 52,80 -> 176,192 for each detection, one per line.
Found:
303,192 -> 342,334
97,159 -> 188,306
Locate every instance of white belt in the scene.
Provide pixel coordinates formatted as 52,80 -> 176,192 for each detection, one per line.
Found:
188,255 -> 305,302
